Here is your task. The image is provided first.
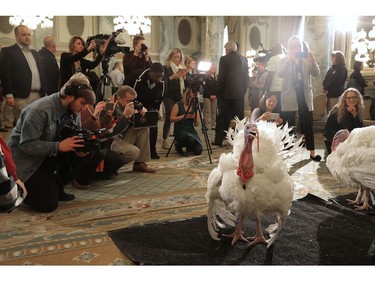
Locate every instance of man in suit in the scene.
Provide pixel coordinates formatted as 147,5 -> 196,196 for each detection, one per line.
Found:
0,24 -> 47,127
39,35 -> 59,95
212,41 -> 249,146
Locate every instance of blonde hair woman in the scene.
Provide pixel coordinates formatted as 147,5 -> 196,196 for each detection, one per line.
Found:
323,88 -> 364,155
162,48 -> 186,149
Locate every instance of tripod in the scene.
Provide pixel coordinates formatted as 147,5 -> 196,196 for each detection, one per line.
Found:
166,93 -> 213,164
96,57 -> 116,103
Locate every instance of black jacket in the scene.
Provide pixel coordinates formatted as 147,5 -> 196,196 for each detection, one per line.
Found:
349,70 -> 367,95
0,44 -> 47,98
217,51 -> 249,100
38,47 -> 59,95
59,48 -> 103,89
124,68 -> 165,110
322,64 -> 347,98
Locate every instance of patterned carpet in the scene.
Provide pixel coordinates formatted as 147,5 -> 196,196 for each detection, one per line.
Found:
0,126 -> 358,265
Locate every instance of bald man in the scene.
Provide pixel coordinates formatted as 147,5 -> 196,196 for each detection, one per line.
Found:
0,25 -> 47,127
39,35 -> 60,95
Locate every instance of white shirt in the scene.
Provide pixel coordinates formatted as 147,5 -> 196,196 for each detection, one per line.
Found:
267,53 -> 285,92
110,68 -> 124,88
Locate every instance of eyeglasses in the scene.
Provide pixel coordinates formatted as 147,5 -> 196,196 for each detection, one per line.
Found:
345,96 -> 357,100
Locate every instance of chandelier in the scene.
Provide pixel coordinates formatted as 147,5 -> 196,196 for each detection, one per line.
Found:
113,16 -> 151,36
9,16 -> 54,30
352,18 -> 375,68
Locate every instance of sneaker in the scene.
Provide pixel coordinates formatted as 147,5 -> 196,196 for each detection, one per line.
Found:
59,191 -> 75,201
162,139 -> 170,149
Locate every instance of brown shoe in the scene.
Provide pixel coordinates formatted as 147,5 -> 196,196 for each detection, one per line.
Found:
71,179 -> 91,190
133,162 -> 156,173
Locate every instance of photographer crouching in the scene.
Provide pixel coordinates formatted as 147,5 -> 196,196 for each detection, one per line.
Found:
7,73 -> 104,213
82,85 -> 156,175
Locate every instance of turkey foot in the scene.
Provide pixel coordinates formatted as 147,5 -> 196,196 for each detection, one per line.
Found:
246,218 -> 267,247
346,199 -> 361,205
354,203 -> 372,211
223,217 -> 249,245
223,232 -> 249,245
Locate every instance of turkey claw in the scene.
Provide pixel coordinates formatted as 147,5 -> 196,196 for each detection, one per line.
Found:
346,199 -> 360,205
223,232 -> 249,245
354,204 -> 373,211
247,236 -> 267,247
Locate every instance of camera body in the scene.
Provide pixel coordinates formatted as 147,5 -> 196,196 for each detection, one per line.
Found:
86,32 -> 130,59
132,99 -> 144,111
140,43 -> 148,55
295,51 -> 308,59
186,74 -> 204,94
60,126 -> 104,152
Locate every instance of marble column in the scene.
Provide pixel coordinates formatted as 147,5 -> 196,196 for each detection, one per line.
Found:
159,16 -> 175,64
304,16 -> 335,97
203,16 -> 224,69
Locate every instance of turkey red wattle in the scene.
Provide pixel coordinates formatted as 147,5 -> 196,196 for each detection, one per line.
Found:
237,125 -> 257,185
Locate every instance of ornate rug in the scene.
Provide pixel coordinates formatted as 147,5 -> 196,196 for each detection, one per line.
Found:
0,188 -> 207,265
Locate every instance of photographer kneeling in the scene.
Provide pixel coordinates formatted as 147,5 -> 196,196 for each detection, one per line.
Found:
83,86 -> 155,174
170,88 -> 203,157
7,73 -> 104,213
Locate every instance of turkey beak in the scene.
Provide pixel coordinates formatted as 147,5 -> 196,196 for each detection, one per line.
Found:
249,129 -> 259,152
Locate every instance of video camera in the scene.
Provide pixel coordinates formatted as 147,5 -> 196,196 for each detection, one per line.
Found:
60,126 -> 107,152
86,31 -> 130,59
186,74 -> 204,94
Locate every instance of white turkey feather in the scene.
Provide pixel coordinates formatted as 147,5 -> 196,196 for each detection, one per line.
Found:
326,126 -> 375,190
206,118 -> 300,247
326,126 -> 375,210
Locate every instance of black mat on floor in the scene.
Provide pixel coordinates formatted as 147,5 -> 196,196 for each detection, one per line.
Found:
328,192 -> 375,216
108,194 -> 375,265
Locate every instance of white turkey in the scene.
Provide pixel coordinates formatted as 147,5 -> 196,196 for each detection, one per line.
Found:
326,126 -> 375,211
206,118 -> 302,248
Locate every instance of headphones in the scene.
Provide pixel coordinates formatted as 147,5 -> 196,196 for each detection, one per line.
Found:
64,84 -> 92,96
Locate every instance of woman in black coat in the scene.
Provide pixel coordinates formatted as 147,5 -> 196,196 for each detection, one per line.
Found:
59,36 -> 109,91
348,60 -> 368,95
322,51 -> 347,111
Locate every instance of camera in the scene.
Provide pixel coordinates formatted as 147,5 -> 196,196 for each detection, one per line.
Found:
60,126 -> 105,152
295,51 -> 308,59
140,43 -> 148,55
132,99 -> 144,111
86,31 -> 130,59
186,74 -> 203,94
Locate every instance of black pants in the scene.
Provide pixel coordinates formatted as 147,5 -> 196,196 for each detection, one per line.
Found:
24,150 -> 104,213
214,98 -> 244,143
282,88 -> 315,151
149,126 -> 158,154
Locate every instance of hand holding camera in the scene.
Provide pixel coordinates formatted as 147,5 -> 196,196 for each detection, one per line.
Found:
140,43 -> 148,56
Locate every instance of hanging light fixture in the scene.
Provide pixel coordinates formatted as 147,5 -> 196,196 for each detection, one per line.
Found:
352,18 -> 375,67
9,15 -> 54,30
113,16 -> 151,36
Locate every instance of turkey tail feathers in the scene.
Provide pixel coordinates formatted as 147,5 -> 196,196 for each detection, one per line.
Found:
207,200 -> 237,240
